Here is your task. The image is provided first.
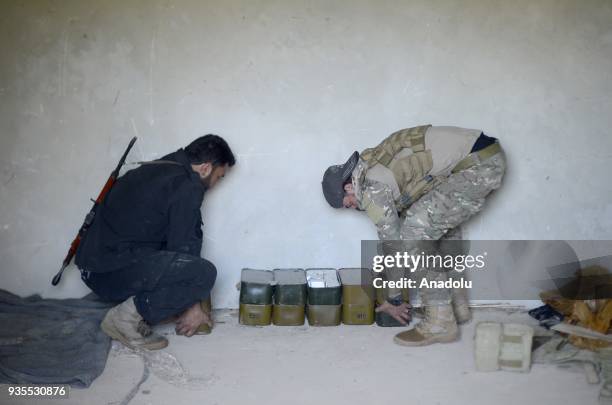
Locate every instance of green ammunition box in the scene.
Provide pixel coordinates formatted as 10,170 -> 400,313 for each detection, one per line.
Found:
272,304 -> 305,326
239,303 -> 272,326
375,285 -> 411,327
375,283 -> 410,304
339,268 -> 374,325
375,311 -> 404,327
272,269 -> 307,326
240,269 -> 274,305
273,269 -> 307,305
306,304 -> 342,326
306,268 -> 342,305
196,296 -> 213,335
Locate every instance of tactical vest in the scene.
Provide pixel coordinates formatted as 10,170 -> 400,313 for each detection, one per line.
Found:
359,125 -> 441,212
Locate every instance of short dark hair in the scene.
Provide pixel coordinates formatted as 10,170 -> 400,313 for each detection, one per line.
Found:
184,134 -> 236,167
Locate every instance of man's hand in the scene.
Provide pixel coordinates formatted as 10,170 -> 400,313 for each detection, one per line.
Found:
375,301 -> 412,325
175,302 -> 213,337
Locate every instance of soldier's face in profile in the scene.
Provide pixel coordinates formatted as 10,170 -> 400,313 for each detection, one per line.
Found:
202,164 -> 228,189
193,163 -> 228,189
342,183 -> 359,209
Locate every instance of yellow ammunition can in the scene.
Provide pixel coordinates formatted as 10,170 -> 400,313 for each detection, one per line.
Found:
306,304 -> 342,326
272,304 -> 305,326
239,303 -> 272,326
196,297 -> 213,335
339,269 -> 375,325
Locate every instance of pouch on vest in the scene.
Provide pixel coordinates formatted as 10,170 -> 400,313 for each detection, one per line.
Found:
360,125 -> 439,211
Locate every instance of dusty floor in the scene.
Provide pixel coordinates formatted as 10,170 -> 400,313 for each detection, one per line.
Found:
3,308 -> 600,405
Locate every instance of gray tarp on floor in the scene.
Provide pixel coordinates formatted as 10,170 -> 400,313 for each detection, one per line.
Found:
0,289 -> 113,388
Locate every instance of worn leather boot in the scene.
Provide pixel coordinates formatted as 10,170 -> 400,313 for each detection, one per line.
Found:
101,297 -> 168,350
452,288 -> 472,324
393,305 -> 459,346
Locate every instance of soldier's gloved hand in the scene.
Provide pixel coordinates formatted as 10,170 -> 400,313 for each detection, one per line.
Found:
375,300 -> 412,325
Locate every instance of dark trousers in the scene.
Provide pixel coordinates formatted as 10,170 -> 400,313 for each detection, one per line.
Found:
81,251 -> 217,324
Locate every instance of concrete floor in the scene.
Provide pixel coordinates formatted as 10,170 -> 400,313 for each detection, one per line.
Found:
4,308 -> 600,405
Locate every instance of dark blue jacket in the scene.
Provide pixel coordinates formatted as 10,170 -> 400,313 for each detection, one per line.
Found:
75,149 -> 205,273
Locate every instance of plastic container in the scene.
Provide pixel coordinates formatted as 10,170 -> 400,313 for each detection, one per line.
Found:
475,322 -> 534,372
339,268 -> 375,325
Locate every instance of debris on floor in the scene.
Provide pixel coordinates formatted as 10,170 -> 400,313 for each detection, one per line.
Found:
474,321 -> 534,372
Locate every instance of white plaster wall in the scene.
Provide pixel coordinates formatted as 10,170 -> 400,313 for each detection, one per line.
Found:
1,0 -> 611,308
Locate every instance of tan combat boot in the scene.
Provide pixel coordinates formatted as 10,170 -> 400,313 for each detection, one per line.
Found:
101,297 -> 168,350
452,288 -> 472,324
410,291 -> 471,323
393,305 -> 458,346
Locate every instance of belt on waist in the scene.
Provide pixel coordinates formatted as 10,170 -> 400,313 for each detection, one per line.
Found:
452,142 -> 501,173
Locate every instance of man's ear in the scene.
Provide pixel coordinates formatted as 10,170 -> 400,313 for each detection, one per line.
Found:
193,162 -> 213,178
201,163 -> 213,178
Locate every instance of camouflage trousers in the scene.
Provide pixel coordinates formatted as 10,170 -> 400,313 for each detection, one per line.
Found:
384,152 -> 506,304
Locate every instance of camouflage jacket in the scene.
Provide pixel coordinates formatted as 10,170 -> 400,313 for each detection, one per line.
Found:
352,159 -> 400,240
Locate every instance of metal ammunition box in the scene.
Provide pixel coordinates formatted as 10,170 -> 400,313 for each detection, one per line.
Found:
339,268 -> 375,325
240,269 -> 274,305
196,296 -> 213,335
375,311 -> 405,327
272,304 -> 305,326
239,303 -> 272,326
273,269 -> 307,305
306,268 -> 342,305
375,282 -> 411,327
306,304 -> 342,326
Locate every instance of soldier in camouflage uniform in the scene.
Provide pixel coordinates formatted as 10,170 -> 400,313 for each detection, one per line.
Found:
322,125 -> 505,346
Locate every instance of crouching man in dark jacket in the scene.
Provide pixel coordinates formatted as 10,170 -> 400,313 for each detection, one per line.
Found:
76,134 -> 235,350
